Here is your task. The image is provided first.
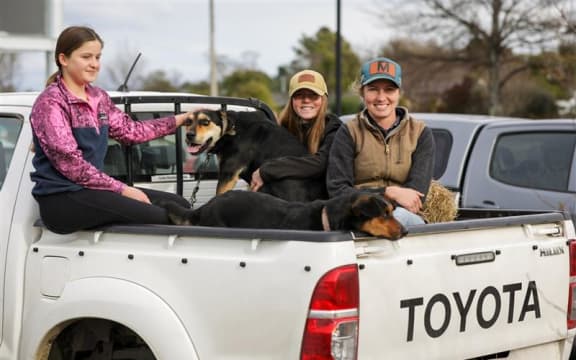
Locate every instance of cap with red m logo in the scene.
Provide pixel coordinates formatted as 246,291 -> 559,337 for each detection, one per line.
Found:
360,57 -> 402,88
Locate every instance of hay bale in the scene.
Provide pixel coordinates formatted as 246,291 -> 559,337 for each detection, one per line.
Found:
420,181 -> 458,223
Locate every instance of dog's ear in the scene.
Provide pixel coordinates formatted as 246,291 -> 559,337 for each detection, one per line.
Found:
220,110 -> 236,136
351,194 -> 407,240
351,194 -> 387,218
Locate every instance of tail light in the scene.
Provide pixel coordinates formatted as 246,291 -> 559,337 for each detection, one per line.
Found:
301,264 -> 359,360
568,240 -> 576,329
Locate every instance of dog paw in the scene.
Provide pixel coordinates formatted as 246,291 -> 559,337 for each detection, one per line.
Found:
156,201 -> 191,225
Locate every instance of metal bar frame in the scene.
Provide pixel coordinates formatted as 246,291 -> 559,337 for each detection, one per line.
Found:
111,95 -> 276,195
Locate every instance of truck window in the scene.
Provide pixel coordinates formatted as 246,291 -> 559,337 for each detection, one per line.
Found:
431,129 -> 452,180
103,112 -> 219,183
490,132 -> 576,192
0,115 -> 23,190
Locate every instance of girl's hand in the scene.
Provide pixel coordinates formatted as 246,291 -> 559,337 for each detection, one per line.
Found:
175,111 -> 195,127
121,186 -> 151,204
250,169 -> 264,192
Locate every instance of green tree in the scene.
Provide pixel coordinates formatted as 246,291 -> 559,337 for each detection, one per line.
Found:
289,26 -> 361,103
505,81 -> 559,118
180,81 -> 210,95
553,41 -> 576,99
220,70 -> 277,110
140,70 -> 180,92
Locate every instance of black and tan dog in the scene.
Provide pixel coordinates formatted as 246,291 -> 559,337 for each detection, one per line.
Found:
161,190 -> 407,240
184,109 -> 326,201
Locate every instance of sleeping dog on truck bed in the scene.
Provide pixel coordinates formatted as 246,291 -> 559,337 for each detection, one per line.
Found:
161,190 -> 407,240
184,109 -> 326,201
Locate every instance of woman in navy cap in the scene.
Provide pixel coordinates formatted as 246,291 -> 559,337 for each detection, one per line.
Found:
250,70 -> 342,195
327,57 -> 435,226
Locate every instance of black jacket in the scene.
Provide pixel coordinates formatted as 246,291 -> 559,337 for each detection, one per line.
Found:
260,113 -> 342,181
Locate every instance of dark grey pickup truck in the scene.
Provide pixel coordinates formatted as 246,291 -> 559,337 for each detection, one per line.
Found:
342,113 -> 576,221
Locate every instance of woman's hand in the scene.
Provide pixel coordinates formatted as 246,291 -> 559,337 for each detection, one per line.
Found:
385,185 -> 423,214
121,186 -> 151,204
250,169 -> 264,192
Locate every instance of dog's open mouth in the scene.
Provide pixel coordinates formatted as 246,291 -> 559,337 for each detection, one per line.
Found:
186,139 -> 212,155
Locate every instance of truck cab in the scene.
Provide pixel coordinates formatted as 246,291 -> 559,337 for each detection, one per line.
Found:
416,113 -> 576,221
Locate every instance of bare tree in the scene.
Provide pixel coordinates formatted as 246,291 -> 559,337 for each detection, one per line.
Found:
100,44 -> 147,91
549,0 -> 576,33
374,0 -> 569,115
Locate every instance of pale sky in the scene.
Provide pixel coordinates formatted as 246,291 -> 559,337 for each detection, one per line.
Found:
13,0 -> 394,91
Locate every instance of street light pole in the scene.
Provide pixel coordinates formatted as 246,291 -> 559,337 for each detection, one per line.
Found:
209,0 -> 218,96
335,0 -> 342,115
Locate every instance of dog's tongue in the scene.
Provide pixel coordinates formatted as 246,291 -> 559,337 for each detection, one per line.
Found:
187,144 -> 203,154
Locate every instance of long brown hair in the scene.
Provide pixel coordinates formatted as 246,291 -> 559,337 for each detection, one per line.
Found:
277,94 -> 328,154
45,26 -> 103,87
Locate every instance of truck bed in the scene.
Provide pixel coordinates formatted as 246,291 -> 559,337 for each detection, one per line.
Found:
28,210 -> 573,359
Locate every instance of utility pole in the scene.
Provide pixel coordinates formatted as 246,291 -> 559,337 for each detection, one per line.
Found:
335,0 -> 342,115
46,0 -> 63,78
209,0 -> 218,96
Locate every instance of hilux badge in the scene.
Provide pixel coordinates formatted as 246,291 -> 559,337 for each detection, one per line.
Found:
540,246 -> 564,257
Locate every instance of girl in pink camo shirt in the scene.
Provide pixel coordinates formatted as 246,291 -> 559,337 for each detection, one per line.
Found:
30,26 -> 193,234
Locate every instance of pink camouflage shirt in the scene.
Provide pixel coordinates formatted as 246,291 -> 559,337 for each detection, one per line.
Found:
30,75 -> 177,195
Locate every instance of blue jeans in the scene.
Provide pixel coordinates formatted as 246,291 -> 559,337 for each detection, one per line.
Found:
394,207 -> 425,226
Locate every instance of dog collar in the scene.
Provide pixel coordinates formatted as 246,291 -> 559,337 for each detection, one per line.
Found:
321,207 -> 331,231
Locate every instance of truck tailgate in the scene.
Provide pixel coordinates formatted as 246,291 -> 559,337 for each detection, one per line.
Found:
355,220 -> 571,359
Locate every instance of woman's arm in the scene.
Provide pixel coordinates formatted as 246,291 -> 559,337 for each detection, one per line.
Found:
326,125 -> 358,197
404,127 -> 435,197
258,114 -> 342,181
105,91 -> 192,144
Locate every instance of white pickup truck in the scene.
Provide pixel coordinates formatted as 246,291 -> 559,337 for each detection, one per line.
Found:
1,91 -> 576,360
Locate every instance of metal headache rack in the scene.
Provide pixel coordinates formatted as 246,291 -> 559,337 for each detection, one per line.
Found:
111,95 -> 276,196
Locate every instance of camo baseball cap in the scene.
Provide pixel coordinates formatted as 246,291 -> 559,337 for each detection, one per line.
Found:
360,57 -> 402,88
288,70 -> 328,97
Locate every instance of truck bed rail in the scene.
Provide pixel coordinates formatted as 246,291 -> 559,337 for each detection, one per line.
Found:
110,95 -> 276,195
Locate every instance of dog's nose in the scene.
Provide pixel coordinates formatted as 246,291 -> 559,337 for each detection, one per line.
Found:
186,132 -> 196,140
